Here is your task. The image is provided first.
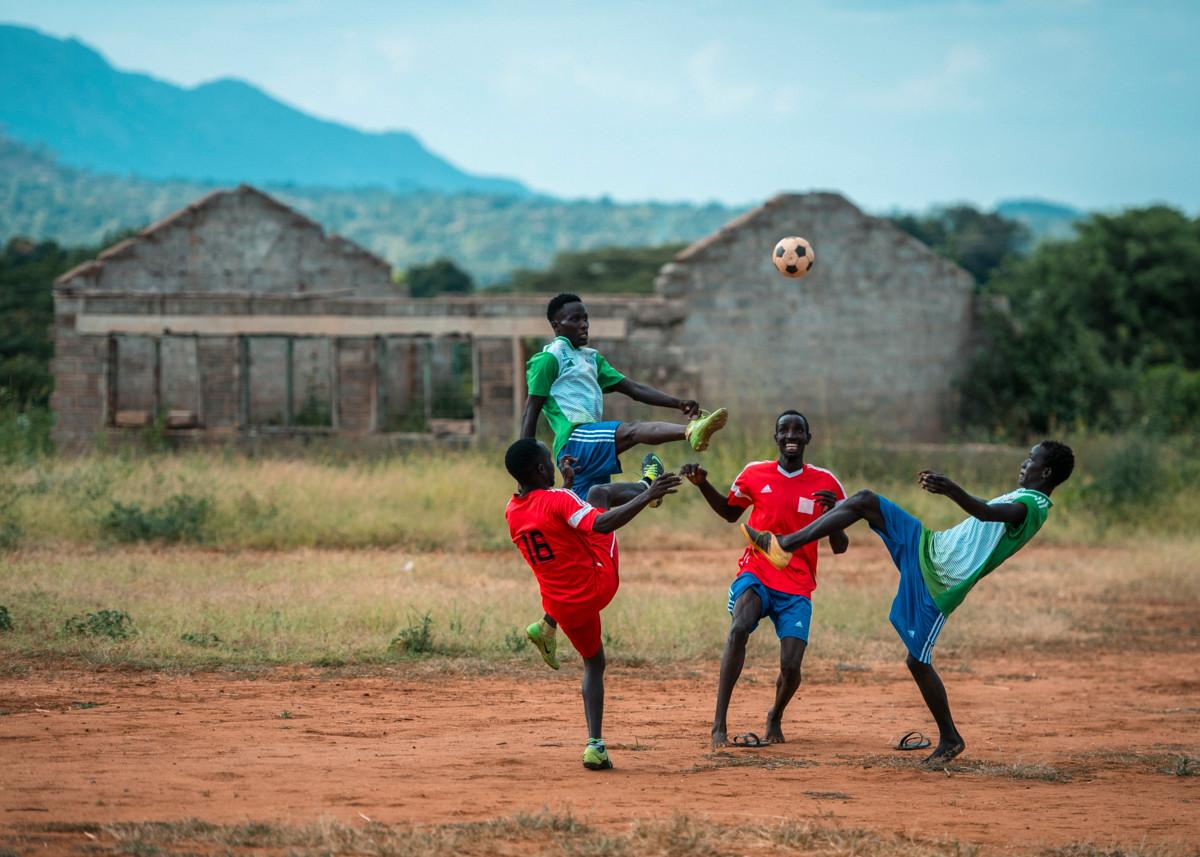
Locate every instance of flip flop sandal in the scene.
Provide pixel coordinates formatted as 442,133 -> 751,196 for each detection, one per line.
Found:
731,732 -> 767,748
895,731 -> 932,751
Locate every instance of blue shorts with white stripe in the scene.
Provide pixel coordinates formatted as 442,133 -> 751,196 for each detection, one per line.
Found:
558,421 -> 623,501
870,495 -> 947,664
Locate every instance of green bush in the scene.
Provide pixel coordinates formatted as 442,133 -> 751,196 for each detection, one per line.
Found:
100,493 -> 212,543
63,609 -> 136,640
0,605 -> 11,632
389,613 -> 437,655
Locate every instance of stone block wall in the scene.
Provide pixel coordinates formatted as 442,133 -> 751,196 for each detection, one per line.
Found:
657,193 -> 974,440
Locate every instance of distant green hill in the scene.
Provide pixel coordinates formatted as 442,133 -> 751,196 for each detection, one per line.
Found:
0,136 -> 742,285
0,23 -> 524,195
994,199 -> 1083,243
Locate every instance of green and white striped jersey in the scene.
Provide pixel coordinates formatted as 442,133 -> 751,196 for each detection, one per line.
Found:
918,488 -> 1053,615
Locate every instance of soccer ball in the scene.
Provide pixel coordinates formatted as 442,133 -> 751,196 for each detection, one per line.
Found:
772,236 -> 815,279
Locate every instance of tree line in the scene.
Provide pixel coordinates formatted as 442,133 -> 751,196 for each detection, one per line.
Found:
3,205 -> 1198,439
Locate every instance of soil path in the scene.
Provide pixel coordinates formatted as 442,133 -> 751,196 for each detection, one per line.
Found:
1,651 -> 1197,850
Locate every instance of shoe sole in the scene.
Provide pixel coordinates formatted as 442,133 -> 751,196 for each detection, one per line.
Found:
583,759 -> 613,770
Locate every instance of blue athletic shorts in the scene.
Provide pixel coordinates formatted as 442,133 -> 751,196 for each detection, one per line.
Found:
558,421 -> 623,501
727,572 -> 813,642
870,495 -> 947,664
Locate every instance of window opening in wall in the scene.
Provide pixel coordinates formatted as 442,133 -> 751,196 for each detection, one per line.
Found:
159,335 -> 201,428
378,335 -> 474,434
111,334 -> 156,427
245,335 -> 334,429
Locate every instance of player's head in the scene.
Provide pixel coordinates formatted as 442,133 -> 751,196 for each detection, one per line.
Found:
1019,440 -> 1075,491
775,410 -> 811,458
505,438 -> 555,489
547,293 -> 588,347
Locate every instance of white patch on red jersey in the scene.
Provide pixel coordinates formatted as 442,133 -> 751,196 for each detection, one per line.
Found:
796,497 -> 814,514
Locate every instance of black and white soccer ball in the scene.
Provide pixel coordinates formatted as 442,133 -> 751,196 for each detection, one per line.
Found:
772,236 -> 815,279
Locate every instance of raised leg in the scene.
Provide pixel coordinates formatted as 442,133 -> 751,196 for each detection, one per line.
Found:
586,481 -> 646,509
764,637 -> 806,743
712,589 -> 761,748
778,489 -> 886,551
614,420 -> 686,454
905,653 -> 965,764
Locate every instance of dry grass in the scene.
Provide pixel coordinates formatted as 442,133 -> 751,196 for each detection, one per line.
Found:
6,812 -> 1194,857
0,534 -> 1195,670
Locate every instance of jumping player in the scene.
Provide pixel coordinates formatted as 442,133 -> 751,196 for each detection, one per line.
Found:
504,437 -> 682,771
520,292 -> 726,662
521,292 -> 727,503
742,441 -> 1075,763
680,411 -> 847,749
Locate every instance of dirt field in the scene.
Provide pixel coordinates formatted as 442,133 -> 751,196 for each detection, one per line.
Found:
2,647 -> 1198,854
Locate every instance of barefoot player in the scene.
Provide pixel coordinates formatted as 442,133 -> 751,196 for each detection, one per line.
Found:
504,437 -> 681,770
742,441 -> 1075,763
681,410 -> 847,749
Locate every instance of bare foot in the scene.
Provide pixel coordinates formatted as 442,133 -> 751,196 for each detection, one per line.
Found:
711,728 -> 729,749
923,738 -> 965,766
764,712 -> 786,744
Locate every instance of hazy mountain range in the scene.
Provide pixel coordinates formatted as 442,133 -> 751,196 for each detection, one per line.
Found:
0,23 -> 1084,283
0,23 -> 525,195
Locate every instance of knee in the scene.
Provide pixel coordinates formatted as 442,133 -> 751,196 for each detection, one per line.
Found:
780,661 -> 803,683
906,653 -> 930,675
585,485 -> 608,506
847,489 -> 877,510
727,622 -> 754,645
585,648 -> 606,672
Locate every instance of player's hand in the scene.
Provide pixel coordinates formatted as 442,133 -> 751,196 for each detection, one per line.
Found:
918,470 -> 957,495
813,489 -> 840,513
645,472 -> 682,502
680,462 -> 708,485
558,455 -> 578,489
678,399 -> 701,419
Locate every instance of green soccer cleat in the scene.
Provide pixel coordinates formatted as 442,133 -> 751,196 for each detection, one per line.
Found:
685,407 -> 728,452
641,452 -> 665,507
582,739 -> 613,770
526,619 -> 560,670
740,522 -> 792,570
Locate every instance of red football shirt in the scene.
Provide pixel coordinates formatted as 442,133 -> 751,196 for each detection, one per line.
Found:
727,460 -> 846,597
505,488 -> 619,607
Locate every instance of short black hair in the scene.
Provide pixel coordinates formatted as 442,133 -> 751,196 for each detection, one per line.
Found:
775,409 -> 810,433
1039,440 -> 1075,487
505,438 -> 545,484
547,292 -> 583,323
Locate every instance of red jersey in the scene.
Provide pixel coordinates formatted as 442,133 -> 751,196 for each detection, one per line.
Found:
505,488 -> 619,608
727,460 -> 846,597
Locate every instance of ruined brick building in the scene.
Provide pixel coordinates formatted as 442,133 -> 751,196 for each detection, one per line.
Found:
51,186 -> 973,450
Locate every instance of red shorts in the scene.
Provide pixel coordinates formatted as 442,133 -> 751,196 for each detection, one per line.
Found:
542,553 -> 619,660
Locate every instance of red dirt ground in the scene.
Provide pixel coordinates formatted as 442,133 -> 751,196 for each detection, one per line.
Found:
2,649 -> 1198,851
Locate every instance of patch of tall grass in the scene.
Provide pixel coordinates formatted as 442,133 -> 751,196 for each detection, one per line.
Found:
0,431 -> 1196,552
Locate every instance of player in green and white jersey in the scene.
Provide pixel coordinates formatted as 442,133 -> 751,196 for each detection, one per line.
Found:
741,441 -> 1075,764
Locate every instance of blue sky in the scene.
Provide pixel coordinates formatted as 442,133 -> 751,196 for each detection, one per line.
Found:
3,0 -> 1197,211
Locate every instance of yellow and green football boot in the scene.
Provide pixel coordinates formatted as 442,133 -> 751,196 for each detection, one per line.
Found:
740,522 -> 792,570
641,452 -> 665,507
685,407 -> 728,452
582,739 -> 613,770
525,619 -> 560,670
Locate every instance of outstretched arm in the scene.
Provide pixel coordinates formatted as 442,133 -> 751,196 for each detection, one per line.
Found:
918,471 -> 1027,527
519,395 -> 547,439
592,473 -> 682,533
680,463 -> 744,522
608,377 -> 700,419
